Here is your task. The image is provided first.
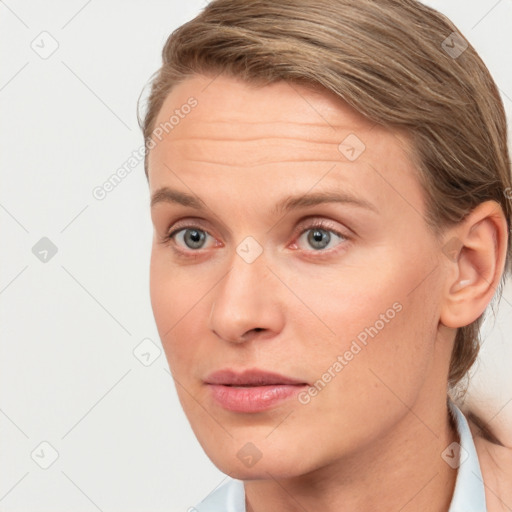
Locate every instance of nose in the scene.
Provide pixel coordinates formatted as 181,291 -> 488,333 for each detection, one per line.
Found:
208,248 -> 285,344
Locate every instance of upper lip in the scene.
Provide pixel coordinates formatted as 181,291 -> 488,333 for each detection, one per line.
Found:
204,368 -> 308,386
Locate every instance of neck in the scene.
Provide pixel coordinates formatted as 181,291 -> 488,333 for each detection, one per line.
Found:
245,397 -> 459,512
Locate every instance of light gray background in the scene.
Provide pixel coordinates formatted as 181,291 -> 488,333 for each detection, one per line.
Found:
1,1 -> 511,511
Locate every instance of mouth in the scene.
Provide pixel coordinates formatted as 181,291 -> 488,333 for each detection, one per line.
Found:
204,368 -> 309,412
204,368 -> 309,386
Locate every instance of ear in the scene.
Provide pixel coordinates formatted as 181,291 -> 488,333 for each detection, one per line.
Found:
439,200 -> 509,329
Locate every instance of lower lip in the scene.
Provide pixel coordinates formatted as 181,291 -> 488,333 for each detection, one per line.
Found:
206,383 -> 308,412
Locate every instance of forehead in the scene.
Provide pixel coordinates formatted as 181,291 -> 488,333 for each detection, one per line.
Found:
147,74 -> 424,216
150,74 -> 379,150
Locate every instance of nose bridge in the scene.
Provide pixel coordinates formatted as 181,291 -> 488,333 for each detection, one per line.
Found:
208,241 -> 282,342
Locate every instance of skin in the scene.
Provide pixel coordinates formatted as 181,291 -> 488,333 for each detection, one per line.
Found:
147,73 -> 509,511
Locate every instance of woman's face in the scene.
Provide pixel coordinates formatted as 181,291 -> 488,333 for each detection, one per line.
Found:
148,73 -> 452,478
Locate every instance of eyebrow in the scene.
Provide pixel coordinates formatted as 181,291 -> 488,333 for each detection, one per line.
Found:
151,187 -> 206,210
150,186 -> 378,215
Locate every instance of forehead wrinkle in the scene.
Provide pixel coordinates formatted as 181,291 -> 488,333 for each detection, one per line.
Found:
167,118 -> 370,141
152,145 -> 348,168
160,132 -> 350,168
180,119 -> 344,127
168,135 -> 343,154
178,158 -> 348,169
167,134 -> 342,144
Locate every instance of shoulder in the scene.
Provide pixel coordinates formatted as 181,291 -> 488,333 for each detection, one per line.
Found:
467,415 -> 512,512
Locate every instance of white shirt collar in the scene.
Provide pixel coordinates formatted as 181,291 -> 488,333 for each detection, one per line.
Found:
194,401 -> 487,511
194,475 -> 245,512
447,399 -> 487,511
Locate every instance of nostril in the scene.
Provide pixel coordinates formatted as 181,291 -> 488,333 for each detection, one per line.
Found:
237,327 -> 264,342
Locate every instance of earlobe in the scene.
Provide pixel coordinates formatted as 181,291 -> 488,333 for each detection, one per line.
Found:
439,200 -> 508,329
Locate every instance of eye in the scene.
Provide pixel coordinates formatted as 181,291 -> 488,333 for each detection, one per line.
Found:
160,219 -> 350,255
294,220 -> 348,252
164,226 -> 215,250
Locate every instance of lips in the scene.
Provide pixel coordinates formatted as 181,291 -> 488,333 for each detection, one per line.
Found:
204,369 -> 309,412
204,368 -> 308,387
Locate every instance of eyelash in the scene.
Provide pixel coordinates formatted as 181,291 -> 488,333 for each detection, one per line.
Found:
159,219 -> 351,258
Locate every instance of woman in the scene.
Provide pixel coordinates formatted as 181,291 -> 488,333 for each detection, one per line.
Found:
139,0 -> 512,510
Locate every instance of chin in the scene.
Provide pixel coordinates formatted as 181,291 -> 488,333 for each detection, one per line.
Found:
203,440 -> 318,481
216,459 -> 306,481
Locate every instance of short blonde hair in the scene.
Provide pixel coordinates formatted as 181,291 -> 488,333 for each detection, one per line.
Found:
139,0 -> 512,387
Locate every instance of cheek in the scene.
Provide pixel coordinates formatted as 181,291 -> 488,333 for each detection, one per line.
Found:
272,263 -> 440,463
149,250 -> 197,369
294,249 -> 440,405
